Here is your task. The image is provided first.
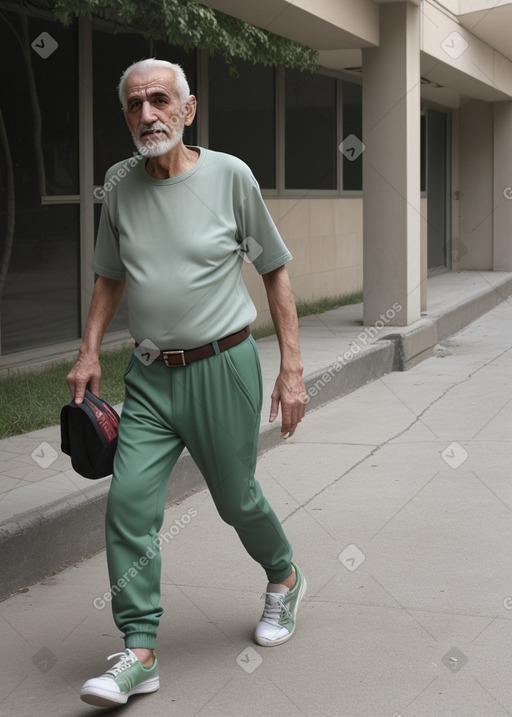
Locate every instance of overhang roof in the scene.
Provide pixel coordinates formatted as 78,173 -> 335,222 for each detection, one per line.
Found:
205,0 -> 512,104
203,0 -> 379,50
457,1 -> 512,62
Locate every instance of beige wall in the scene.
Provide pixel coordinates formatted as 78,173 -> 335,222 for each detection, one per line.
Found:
242,198 -> 363,328
242,195 -> 431,327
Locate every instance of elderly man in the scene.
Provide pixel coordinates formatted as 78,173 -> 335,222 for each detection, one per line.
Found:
68,58 -> 306,708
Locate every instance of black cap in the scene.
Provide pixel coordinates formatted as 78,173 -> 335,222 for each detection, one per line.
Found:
60,390 -> 120,479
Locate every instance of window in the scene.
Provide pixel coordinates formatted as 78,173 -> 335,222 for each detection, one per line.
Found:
285,69 -> 337,190
425,107 -> 449,270
0,8 -> 80,354
342,82 -> 362,191
209,57 -> 276,189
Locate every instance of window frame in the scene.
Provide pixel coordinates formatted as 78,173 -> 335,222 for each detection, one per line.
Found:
263,68 -> 363,200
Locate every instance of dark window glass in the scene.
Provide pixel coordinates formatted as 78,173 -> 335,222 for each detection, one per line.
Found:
342,82 -> 362,191
209,57 -> 276,188
0,8 -> 80,354
0,10 -> 79,199
426,108 -> 448,270
92,33 -> 196,185
420,108 -> 427,193
285,70 -> 337,190
0,204 -> 80,354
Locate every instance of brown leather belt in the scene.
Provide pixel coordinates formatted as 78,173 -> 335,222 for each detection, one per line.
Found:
135,326 -> 250,367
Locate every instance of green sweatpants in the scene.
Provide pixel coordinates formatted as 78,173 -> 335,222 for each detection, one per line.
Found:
105,334 -> 293,649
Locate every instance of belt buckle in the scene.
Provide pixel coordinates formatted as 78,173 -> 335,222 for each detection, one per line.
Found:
163,350 -> 186,367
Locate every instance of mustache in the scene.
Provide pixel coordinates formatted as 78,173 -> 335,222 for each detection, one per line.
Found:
137,122 -> 170,140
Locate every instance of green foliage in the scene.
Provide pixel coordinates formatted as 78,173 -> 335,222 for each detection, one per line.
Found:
50,0 -> 318,73
295,292 -> 363,318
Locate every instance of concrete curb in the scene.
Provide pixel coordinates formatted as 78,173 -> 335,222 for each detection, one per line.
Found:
2,273 -> 511,601
433,275 -> 512,341
379,274 -> 512,370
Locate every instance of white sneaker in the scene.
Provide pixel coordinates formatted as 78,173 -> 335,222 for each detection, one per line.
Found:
80,648 -> 159,707
254,563 -> 306,646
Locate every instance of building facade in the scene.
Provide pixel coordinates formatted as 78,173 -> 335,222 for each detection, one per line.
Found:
1,0 -> 511,368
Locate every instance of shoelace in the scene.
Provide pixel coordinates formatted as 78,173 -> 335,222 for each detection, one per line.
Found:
260,592 -> 291,625
105,651 -> 137,677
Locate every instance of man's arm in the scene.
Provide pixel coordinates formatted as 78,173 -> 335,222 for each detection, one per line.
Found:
67,276 -> 126,404
262,264 -> 306,438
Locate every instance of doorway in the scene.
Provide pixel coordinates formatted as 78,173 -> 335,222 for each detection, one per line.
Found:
422,106 -> 451,271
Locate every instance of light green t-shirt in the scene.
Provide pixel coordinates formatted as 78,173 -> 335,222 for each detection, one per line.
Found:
93,147 -> 292,349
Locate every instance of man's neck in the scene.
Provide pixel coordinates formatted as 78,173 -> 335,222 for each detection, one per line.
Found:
145,144 -> 200,179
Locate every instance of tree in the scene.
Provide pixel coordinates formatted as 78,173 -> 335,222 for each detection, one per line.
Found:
51,0 -> 318,73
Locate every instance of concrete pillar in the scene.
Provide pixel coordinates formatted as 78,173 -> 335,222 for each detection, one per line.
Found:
493,101 -> 512,270
362,2 -> 421,327
458,100 -> 493,270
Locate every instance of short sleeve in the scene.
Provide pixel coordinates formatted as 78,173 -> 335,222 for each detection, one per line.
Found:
235,181 -> 292,275
92,202 -> 126,280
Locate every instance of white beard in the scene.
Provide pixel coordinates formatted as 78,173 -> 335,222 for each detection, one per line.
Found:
132,122 -> 184,157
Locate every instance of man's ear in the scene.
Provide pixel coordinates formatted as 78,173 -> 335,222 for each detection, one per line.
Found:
183,95 -> 197,126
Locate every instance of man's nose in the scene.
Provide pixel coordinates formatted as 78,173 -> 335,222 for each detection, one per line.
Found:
141,100 -> 157,124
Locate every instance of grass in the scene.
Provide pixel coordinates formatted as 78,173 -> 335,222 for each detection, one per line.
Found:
252,292 -> 363,340
0,292 -> 362,439
0,345 -> 134,439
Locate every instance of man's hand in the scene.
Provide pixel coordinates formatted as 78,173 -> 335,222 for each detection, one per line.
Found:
269,368 -> 306,438
66,351 -> 101,405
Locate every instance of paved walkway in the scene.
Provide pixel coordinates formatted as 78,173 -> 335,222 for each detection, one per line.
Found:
1,287 -> 512,715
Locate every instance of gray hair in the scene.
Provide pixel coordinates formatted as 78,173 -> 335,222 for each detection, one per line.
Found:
118,59 -> 191,108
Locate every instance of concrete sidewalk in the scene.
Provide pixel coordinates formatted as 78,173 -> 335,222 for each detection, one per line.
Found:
1,291 -> 512,715
1,271 -> 512,601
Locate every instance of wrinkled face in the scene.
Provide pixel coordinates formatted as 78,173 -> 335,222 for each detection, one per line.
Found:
123,67 -> 196,157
